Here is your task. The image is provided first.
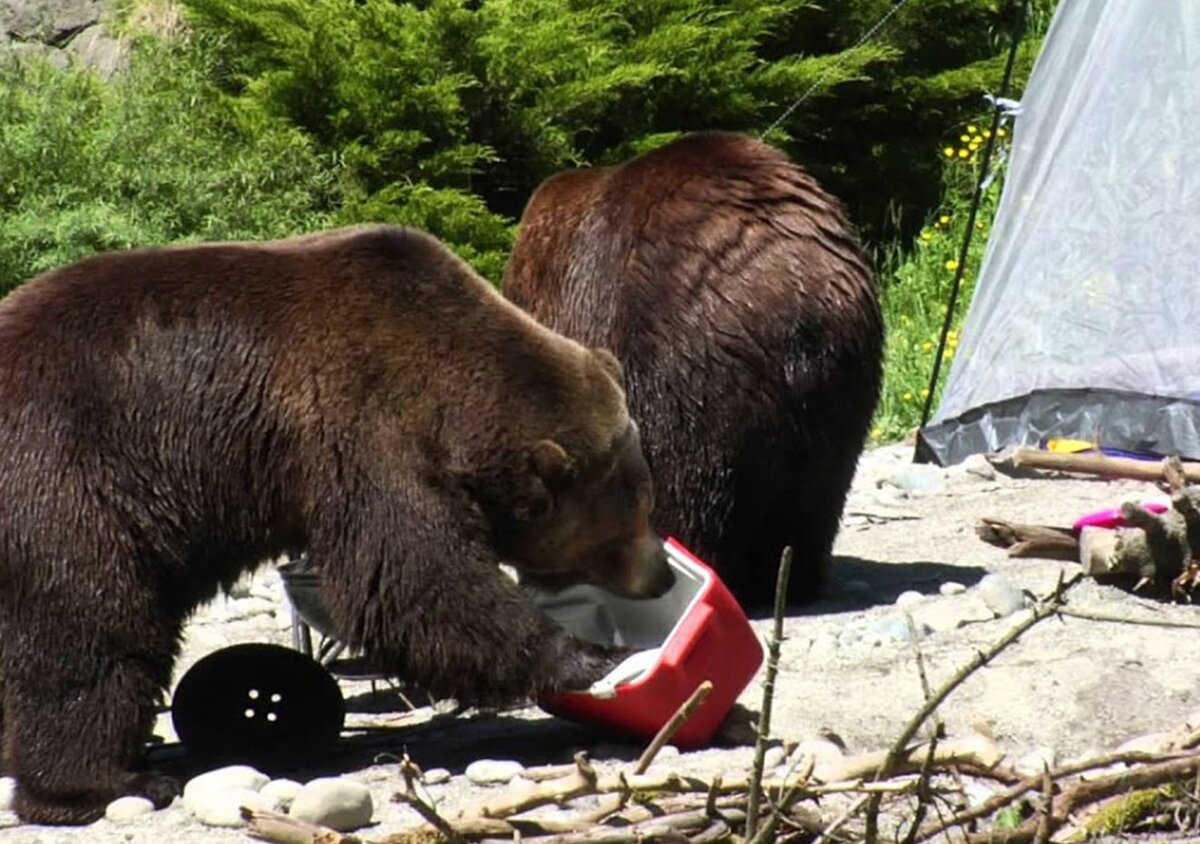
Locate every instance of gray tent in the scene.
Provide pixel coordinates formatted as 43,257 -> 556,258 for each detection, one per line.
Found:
918,0 -> 1200,466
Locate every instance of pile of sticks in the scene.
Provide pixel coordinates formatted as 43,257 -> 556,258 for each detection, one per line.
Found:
241,547 -> 1200,844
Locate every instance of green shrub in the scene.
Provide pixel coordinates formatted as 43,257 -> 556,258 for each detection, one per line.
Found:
871,119 -> 1011,442
0,35 -> 336,292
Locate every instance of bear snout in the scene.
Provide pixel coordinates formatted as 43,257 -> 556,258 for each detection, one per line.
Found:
614,536 -> 674,599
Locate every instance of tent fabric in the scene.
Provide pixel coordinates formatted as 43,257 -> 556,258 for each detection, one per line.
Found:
918,0 -> 1200,465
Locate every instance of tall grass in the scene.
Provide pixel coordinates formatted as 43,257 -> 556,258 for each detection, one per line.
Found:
870,120 -> 1011,444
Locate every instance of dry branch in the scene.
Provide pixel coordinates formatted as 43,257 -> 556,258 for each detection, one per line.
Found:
746,546 -> 792,840
634,680 -> 713,774
1006,447 -> 1200,483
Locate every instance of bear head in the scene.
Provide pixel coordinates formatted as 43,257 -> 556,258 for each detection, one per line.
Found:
463,347 -> 673,599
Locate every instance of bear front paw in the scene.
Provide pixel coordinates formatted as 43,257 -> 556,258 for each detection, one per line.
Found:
125,771 -> 181,809
543,633 -> 631,693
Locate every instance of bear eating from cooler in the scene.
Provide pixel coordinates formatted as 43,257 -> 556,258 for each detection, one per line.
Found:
0,225 -> 672,824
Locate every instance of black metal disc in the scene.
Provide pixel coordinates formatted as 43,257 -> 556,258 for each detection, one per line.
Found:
171,643 -> 345,765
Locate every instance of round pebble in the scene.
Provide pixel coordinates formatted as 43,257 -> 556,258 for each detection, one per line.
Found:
978,574 -> 1026,617
105,795 -> 155,822
261,779 -> 304,809
423,768 -> 452,785
791,737 -> 846,778
939,581 -> 967,596
465,759 -> 526,785
183,765 -> 269,810
190,786 -> 278,827
763,745 -> 787,769
895,590 -> 925,609
289,777 -> 374,831
0,776 -> 15,812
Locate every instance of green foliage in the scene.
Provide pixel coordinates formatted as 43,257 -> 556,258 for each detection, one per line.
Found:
0,36 -> 336,293
871,121 -> 1010,443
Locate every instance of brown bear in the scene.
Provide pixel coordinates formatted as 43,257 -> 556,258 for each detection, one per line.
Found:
0,225 -> 672,825
504,131 -> 883,609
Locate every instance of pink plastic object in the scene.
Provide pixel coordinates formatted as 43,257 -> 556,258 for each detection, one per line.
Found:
537,538 -> 765,748
1072,502 -> 1168,532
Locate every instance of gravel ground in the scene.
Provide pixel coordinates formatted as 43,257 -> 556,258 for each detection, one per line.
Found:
4,443 -> 1200,842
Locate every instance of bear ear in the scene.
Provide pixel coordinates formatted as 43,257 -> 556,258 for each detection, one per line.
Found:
515,440 -> 573,523
530,439 -> 575,485
590,348 -> 625,388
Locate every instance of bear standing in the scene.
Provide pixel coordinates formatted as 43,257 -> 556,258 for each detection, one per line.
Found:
505,132 -> 883,608
0,225 -> 671,824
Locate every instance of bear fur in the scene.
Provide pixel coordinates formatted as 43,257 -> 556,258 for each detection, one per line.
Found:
0,225 -> 671,824
504,131 -> 883,609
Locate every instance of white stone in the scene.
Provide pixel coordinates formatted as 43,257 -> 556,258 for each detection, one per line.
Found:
939,581 -> 967,596
288,777 -> 374,831
1013,746 -> 1057,777
0,777 -> 16,812
961,453 -> 997,481
882,464 -> 946,496
261,779 -> 304,809
763,745 -> 787,769
189,786 -> 278,827
105,795 -> 155,821
183,765 -> 269,811
423,768 -> 451,785
978,574 -> 1026,617
657,745 -> 681,760
791,738 -> 846,780
913,597 -> 994,633
895,590 -> 925,609
465,759 -> 526,785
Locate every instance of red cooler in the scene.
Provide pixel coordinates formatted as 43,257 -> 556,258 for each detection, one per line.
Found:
534,538 -> 765,747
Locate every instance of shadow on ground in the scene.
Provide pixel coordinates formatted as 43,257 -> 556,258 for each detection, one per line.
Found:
743,555 -> 990,621
147,708 -> 639,787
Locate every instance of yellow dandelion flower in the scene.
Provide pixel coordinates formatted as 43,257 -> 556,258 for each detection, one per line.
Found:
958,148 -> 970,159
938,214 -> 951,225
942,349 -> 954,361
959,134 -> 971,143
921,341 -> 933,352
976,222 -> 985,230
871,426 -> 883,439
920,388 -> 930,399
982,129 -> 992,139
902,391 -> 914,402
945,259 -> 959,272
997,128 -> 1008,138
967,124 -> 978,134
947,330 -> 959,342
920,230 -> 932,242
943,146 -> 955,158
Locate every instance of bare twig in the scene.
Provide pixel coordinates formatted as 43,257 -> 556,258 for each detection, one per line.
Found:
962,751 -> 1200,844
1033,765 -> 1053,844
916,749 -> 1200,842
812,794 -> 872,844
746,546 -> 793,840
633,680 -> 713,775
394,790 -> 467,844
1057,606 -> 1200,629
865,575 -> 1079,842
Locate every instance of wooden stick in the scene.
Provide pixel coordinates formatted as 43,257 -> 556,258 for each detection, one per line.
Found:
746,546 -> 793,840
633,679 -> 713,775
962,751 -> 1200,844
243,808 -> 359,844
1009,447 -> 1200,483
915,749 -> 1200,841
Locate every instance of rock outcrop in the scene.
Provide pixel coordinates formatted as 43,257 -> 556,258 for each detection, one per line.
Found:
1,0 -> 126,76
